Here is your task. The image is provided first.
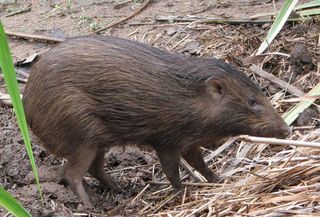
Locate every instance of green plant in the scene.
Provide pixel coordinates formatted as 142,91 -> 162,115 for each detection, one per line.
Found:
79,15 -> 102,31
283,84 -> 320,125
0,21 -> 43,214
67,0 -> 73,10
250,0 -> 320,19
256,0 -> 299,55
0,187 -> 31,217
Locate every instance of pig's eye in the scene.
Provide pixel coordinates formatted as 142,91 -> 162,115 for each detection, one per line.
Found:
247,96 -> 258,107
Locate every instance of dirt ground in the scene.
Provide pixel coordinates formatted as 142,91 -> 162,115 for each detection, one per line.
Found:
0,0 -> 319,216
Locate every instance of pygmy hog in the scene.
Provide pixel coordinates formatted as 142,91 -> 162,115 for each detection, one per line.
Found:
23,36 -> 290,206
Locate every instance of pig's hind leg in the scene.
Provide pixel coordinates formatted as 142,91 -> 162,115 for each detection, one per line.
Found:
64,145 -> 97,207
89,148 -> 120,192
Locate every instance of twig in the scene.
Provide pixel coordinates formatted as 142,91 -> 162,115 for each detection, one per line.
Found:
106,165 -> 149,173
155,16 -> 302,25
131,184 -> 150,204
0,73 -> 27,83
15,69 -> 30,78
223,142 -> 253,175
250,64 -> 304,97
91,0 -> 152,34
180,159 -> 205,182
239,135 -> 320,149
113,0 -> 132,9
148,181 -> 225,187
151,191 -> 181,214
5,6 -> 32,17
0,93 -> 12,106
5,31 -> 64,43
186,198 -> 215,217
293,126 -> 316,130
204,137 -> 238,163
279,95 -> 320,103
16,77 -> 27,83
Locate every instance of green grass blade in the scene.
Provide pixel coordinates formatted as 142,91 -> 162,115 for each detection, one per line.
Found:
282,83 -> 320,125
0,21 -> 43,202
250,1 -> 320,19
0,187 -> 32,217
256,0 -> 299,55
300,8 -> 320,16
295,0 -> 320,10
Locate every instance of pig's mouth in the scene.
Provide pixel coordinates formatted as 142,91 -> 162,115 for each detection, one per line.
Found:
250,125 -> 291,139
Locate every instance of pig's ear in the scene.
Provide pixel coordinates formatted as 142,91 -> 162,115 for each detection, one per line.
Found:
205,77 -> 224,100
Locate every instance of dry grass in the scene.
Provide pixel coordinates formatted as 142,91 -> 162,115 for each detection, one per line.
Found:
135,128 -> 320,216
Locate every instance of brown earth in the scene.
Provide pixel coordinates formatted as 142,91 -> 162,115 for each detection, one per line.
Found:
0,0 -> 319,216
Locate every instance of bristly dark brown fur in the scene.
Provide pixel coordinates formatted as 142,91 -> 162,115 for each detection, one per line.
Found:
22,35 -> 290,206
